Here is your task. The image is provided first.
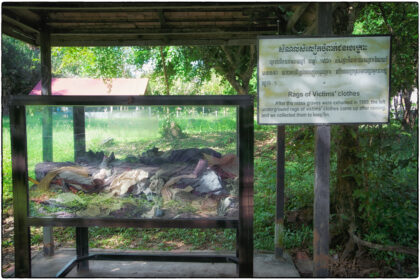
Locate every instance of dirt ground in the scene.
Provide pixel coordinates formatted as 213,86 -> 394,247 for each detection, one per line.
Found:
2,208 -> 15,275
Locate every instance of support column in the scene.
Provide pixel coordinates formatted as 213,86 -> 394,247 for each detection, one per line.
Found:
43,227 -> 54,256
238,100 -> 254,277
313,3 -> 332,277
11,105 -> 31,277
275,126 -> 285,258
40,28 -> 55,257
73,106 -> 86,161
41,29 -> 53,161
313,125 -> 331,277
76,227 -> 89,271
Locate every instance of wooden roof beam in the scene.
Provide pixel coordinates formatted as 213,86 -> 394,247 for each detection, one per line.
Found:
31,8 -> 247,14
158,10 -> 166,27
49,26 -> 277,36
44,17 -> 277,24
2,10 -> 41,33
3,2 -> 282,11
2,25 -> 37,45
50,38 -> 257,47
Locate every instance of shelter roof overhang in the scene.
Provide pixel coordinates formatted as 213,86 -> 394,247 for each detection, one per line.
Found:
1,2 -> 317,46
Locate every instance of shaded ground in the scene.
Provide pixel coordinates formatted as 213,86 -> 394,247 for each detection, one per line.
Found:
3,248 -> 299,278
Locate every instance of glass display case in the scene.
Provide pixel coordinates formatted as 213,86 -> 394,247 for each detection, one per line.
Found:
27,104 -> 239,219
10,95 -> 253,277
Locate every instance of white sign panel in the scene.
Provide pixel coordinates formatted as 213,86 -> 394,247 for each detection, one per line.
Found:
258,36 -> 391,124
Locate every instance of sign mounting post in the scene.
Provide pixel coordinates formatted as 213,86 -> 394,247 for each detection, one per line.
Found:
313,3 -> 332,277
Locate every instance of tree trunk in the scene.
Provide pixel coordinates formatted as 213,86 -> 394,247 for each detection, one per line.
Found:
160,46 -> 170,95
216,45 -> 256,95
222,70 -> 248,95
332,125 -> 360,257
330,3 -> 365,257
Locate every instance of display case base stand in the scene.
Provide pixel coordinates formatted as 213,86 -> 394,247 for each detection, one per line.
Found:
75,227 -> 89,272
56,253 -> 239,277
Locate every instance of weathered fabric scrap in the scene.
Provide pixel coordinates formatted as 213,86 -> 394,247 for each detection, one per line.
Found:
161,185 -> 194,203
109,168 -> 149,196
153,163 -> 191,181
194,170 -> 223,195
31,146 -> 240,219
203,153 -> 238,178
224,177 -> 239,197
149,176 -> 165,194
37,166 -> 90,191
164,174 -> 196,188
57,170 -> 105,193
76,150 -> 106,165
163,148 -> 220,164
139,148 -> 221,165
192,159 -> 207,177
93,168 -> 112,181
35,162 -> 77,181
203,153 -> 235,166
217,197 -> 239,217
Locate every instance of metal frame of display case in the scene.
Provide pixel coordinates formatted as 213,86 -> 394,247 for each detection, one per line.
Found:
9,95 -> 254,277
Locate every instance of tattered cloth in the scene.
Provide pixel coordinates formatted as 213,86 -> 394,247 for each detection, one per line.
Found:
34,147 -> 238,197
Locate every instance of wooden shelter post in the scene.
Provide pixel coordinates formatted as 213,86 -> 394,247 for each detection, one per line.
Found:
275,126 -> 285,258
73,106 -> 86,161
238,99 -> 254,277
313,2 -> 332,277
40,28 -> 55,257
274,16 -> 285,259
10,104 -> 31,277
76,227 -> 89,271
40,28 -> 53,161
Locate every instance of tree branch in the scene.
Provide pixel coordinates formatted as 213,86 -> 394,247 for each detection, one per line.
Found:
286,3 -> 310,33
377,3 -> 394,35
303,21 -> 317,35
220,45 -> 235,67
349,230 -> 418,256
238,45 -> 256,93
219,46 -> 249,94
246,44 -> 256,78
220,45 -> 239,78
159,46 -> 170,95
213,65 -> 244,94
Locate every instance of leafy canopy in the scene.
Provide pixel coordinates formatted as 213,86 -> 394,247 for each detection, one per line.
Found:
353,2 -> 418,96
52,47 -> 131,78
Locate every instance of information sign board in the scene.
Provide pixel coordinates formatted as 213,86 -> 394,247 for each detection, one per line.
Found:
258,36 -> 391,124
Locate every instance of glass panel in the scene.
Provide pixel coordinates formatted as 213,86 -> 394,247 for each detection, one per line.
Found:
28,105 -> 238,219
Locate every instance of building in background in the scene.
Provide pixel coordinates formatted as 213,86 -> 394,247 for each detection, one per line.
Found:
29,78 -> 150,96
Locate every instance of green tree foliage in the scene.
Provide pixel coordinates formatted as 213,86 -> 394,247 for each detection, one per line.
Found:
354,122 -> 418,248
131,46 -> 212,95
330,123 -> 418,268
49,44 -> 256,96
132,45 -> 257,95
1,35 -> 40,113
354,2 -> 418,127
329,3 -> 418,270
182,45 -> 257,95
52,47 -> 131,78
